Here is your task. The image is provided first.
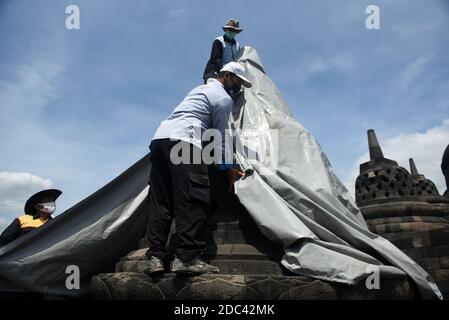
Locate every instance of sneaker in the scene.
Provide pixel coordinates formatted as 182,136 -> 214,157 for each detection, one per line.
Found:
171,257 -> 219,275
139,255 -> 164,275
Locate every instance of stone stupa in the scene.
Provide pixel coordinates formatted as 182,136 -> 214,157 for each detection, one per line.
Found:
355,130 -> 449,298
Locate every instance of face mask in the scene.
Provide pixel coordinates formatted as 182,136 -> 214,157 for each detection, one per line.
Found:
225,31 -> 236,40
229,84 -> 241,95
225,74 -> 242,96
37,202 -> 56,215
225,84 -> 242,97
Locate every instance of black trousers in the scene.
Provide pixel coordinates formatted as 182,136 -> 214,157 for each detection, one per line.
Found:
146,139 -> 211,262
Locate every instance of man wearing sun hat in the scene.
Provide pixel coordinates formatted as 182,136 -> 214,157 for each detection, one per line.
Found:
143,62 -> 252,276
203,18 -> 243,83
0,189 -> 62,247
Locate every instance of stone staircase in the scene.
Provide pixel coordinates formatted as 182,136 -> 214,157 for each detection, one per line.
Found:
115,206 -> 286,277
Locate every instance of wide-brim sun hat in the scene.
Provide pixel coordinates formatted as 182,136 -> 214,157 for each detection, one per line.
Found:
24,189 -> 62,216
220,62 -> 252,88
222,18 -> 243,33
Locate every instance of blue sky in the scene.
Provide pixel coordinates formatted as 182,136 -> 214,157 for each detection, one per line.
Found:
1,0 -> 448,231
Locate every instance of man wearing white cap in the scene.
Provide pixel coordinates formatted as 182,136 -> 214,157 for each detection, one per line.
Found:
142,62 -> 252,275
203,18 -> 243,83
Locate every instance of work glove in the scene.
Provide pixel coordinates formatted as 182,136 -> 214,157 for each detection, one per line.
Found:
226,168 -> 245,192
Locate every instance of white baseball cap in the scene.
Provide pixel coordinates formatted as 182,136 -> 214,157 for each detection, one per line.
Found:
220,62 -> 252,88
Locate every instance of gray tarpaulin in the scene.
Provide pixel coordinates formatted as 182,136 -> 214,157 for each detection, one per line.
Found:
232,47 -> 442,300
0,47 -> 443,299
0,155 -> 151,297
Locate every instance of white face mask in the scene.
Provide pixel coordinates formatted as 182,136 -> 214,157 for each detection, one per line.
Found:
37,202 -> 56,215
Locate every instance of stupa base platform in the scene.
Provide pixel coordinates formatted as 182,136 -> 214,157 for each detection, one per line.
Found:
91,272 -> 418,300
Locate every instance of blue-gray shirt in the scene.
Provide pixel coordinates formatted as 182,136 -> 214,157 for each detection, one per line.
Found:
152,79 -> 233,167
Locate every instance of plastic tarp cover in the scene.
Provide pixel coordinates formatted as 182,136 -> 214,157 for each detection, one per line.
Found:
232,47 -> 442,300
0,155 -> 151,297
0,47 -> 443,300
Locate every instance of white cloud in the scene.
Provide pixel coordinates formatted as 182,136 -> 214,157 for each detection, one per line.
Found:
0,55 -> 67,161
344,119 -> 449,198
290,53 -> 355,84
0,218 -> 6,230
399,54 -> 433,92
309,53 -> 354,74
168,8 -> 187,19
0,172 -> 53,232
0,58 -> 65,117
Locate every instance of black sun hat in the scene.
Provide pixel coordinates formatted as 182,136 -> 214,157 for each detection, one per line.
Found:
24,189 -> 62,216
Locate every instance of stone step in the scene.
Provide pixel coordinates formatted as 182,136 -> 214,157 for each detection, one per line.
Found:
428,269 -> 449,282
402,244 -> 449,260
210,259 -> 286,275
368,220 -> 449,234
207,221 -> 241,231
206,230 -> 260,244
212,230 -> 246,244
116,259 -> 286,276
360,201 -> 449,220
139,230 -> 255,248
142,233 -> 279,251
382,228 -> 449,250
368,216 -> 449,226
123,243 -> 280,263
413,256 -> 449,271
138,221 -> 266,249
203,243 -> 280,260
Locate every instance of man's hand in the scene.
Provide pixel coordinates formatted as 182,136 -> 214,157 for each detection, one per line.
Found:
227,168 -> 245,192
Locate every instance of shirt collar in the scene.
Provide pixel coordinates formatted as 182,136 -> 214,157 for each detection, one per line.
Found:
32,214 -> 50,222
208,78 -> 224,88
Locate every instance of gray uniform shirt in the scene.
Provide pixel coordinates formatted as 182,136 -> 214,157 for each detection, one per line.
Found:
152,79 -> 233,159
